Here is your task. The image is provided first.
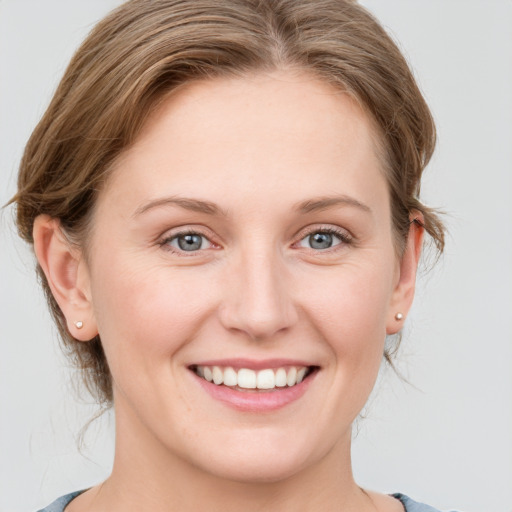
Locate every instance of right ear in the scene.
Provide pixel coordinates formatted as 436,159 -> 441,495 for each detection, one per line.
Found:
33,215 -> 98,341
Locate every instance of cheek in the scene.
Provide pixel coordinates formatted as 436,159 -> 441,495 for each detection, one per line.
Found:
301,262 -> 393,352
291,260 -> 395,428
298,259 -> 394,398
89,255 -> 214,367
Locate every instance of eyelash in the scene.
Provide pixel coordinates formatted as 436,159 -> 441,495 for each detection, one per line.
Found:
295,226 -> 352,251
158,226 -> 352,255
159,229 -> 217,255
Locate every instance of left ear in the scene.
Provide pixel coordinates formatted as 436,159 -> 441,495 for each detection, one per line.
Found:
386,214 -> 424,335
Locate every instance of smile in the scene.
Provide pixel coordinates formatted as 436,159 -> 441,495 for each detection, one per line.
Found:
189,361 -> 319,411
192,365 -> 315,391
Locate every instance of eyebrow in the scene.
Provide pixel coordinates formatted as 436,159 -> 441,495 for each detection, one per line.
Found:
295,195 -> 372,215
133,196 -> 229,217
133,194 -> 372,218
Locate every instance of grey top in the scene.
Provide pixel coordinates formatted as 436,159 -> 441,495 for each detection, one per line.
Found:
37,491 -> 83,512
38,490 -> 459,511
392,493 -> 457,512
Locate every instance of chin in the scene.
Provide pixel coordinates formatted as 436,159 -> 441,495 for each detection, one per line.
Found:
202,454 -> 308,484
183,429 -> 329,485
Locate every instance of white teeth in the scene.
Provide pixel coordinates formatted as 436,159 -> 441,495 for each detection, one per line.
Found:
194,365 -> 313,390
238,369 -> 257,389
275,368 -> 287,387
286,367 -> 297,387
212,366 -> 223,385
223,366 -> 238,387
296,367 -> 307,384
256,369 -> 275,389
203,367 -> 213,382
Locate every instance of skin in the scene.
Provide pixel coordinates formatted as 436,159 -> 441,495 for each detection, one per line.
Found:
34,70 -> 422,512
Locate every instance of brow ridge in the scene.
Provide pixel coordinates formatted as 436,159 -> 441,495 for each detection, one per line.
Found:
133,196 -> 228,217
296,195 -> 372,214
134,194 -> 371,218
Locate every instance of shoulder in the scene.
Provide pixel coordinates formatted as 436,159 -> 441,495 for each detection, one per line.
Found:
37,491 -> 85,512
392,493 -> 462,512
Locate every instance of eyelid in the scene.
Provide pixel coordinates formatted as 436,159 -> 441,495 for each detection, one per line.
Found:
158,226 -> 221,255
156,224 -> 353,255
293,224 -> 353,250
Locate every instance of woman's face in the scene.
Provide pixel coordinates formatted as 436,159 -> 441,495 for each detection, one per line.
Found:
81,71 -> 413,482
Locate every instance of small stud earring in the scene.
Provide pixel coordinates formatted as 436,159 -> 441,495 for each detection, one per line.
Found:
75,321 -> 84,329
395,312 -> 404,321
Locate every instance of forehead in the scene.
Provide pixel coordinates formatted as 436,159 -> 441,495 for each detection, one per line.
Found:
101,70 -> 387,216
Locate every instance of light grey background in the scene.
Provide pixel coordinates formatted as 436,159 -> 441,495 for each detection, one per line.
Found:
1,1 -> 511,511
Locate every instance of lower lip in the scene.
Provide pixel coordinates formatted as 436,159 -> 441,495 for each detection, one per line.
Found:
191,370 -> 317,412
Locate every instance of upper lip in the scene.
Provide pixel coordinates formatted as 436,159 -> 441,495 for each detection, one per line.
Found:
188,358 -> 317,371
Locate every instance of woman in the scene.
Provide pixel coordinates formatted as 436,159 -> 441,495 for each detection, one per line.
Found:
10,0 -> 457,510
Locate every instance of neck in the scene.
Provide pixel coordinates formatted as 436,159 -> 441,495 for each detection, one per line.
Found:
84,406 -> 372,512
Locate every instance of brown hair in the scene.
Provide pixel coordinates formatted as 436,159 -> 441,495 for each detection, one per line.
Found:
12,0 -> 445,405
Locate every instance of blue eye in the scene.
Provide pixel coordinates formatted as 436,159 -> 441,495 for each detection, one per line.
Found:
166,233 -> 212,252
298,229 -> 346,250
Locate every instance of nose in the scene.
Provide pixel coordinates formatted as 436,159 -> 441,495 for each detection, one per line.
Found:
218,249 -> 299,341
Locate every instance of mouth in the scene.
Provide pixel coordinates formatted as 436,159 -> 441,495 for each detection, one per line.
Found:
189,364 -> 319,392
